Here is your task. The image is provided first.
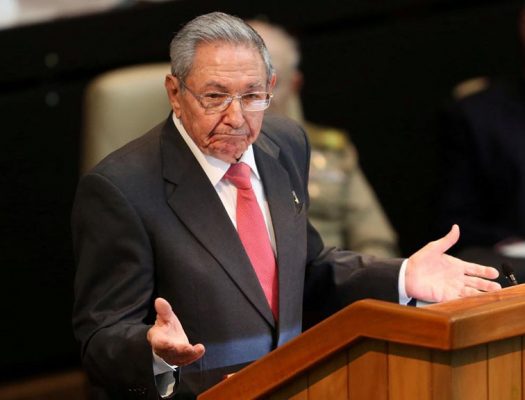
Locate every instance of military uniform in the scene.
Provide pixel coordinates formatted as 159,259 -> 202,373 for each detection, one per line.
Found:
305,121 -> 399,257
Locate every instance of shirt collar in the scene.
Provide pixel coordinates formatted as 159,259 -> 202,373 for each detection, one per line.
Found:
172,115 -> 261,186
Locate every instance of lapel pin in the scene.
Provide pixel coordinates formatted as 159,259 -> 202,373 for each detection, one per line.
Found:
292,190 -> 300,205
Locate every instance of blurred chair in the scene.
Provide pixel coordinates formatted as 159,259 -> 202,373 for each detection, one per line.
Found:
0,370 -> 89,400
81,62 -> 171,173
451,76 -> 489,100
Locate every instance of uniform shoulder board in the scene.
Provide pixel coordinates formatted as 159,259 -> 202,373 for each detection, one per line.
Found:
304,122 -> 349,151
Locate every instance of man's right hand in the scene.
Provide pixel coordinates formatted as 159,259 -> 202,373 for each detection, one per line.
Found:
147,297 -> 205,366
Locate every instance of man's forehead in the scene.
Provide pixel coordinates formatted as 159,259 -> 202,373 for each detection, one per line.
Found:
192,42 -> 263,65
188,42 -> 268,86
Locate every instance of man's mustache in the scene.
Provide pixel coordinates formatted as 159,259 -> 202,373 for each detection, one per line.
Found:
208,130 -> 250,138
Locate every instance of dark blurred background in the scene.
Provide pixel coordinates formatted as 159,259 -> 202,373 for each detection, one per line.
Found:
0,0 -> 522,395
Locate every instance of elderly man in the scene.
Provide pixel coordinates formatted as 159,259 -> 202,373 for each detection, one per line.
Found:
72,11 -> 500,399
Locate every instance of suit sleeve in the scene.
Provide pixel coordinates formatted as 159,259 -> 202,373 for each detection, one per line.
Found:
72,172 -> 158,398
303,241 -> 403,327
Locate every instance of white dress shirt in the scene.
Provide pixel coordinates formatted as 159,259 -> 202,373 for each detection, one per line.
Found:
174,116 -> 277,252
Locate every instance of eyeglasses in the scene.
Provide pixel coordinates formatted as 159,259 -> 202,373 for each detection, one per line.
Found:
179,80 -> 273,113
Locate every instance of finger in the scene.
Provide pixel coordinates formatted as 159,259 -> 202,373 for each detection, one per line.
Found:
155,297 -> 174,323
177,343 -> 205,365
463,263 -> 500,280
433,224 -> 460,254
154,298 -> 185,332
460,286 -> 483,298
463,275 -> 502,292
149,331 -> 204,362
159,343 -> 206,366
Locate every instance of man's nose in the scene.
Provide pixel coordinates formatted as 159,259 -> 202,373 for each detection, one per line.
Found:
222,97 -> 245,127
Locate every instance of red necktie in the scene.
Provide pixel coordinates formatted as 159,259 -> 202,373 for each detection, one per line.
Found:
224,162 -> 278,319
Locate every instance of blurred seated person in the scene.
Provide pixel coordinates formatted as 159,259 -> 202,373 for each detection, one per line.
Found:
434,4 -> 525,284
248,19 -> 399,257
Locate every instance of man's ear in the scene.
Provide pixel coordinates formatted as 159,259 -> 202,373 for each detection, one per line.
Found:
165,74 -> 182,118
268,72 -> 277,92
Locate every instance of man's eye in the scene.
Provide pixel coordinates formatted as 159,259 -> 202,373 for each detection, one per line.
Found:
204,93 -> 227,100
243,93 -> 265,101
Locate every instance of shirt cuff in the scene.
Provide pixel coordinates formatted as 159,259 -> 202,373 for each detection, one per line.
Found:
153,351 -> 179,398
398,259 -> 412,305
153,351 -> 178,374
398,260 -> 434,307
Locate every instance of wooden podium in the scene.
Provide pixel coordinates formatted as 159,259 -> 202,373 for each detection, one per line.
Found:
198,285 -> 525,400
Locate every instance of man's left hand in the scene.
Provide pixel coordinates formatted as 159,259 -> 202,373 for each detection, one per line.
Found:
405,224 -> 501,303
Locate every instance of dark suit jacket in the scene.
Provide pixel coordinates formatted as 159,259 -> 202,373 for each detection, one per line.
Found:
72,114 -> 401,399
435,77 -> 525,249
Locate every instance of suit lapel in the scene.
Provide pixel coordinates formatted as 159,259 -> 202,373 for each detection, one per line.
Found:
254,136 -> 301,331
160,119 -> 275,326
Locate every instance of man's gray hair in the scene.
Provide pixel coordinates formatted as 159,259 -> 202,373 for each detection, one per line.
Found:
169,12 -> 274,85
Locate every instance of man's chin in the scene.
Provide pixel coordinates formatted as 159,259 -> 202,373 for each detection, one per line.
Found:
205,144 -> 247,163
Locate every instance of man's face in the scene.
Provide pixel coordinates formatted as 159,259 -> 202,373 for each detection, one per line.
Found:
166,42 -> 275,163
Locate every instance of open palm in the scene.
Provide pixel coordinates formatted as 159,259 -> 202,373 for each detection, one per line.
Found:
405,225 -> 501,302
147,298 -> 205,366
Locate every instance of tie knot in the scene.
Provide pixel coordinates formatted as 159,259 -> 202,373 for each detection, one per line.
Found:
224,162 -> 252,190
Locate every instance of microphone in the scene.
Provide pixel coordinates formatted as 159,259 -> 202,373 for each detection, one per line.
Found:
501,262 -> 518,286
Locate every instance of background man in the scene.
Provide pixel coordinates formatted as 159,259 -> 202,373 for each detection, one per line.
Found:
434,4 -> 525,283
248,19 -> 399,257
